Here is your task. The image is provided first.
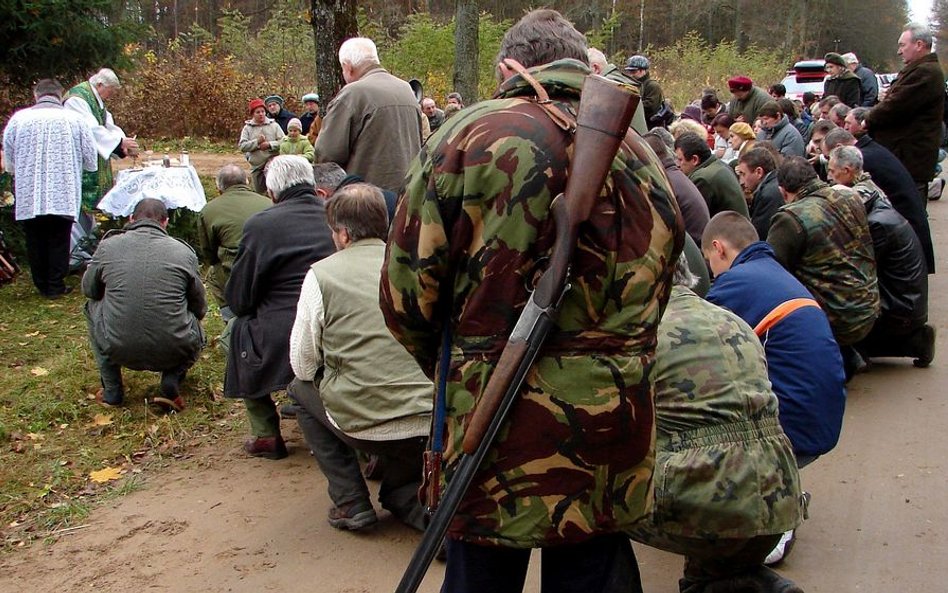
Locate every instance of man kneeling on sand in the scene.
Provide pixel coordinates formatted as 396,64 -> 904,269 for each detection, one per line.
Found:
287,183 -> 432,531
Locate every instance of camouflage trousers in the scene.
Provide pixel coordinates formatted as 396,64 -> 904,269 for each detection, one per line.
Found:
628,528 -> 781,586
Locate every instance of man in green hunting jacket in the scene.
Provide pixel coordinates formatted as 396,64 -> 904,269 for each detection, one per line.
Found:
767,156 -> 880,350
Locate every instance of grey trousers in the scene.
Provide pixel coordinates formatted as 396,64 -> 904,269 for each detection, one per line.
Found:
85,305 -> 201,404
287,378 -> 427,531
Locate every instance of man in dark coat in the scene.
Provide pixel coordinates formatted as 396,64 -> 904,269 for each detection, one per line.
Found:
822,126 -> 935,273
843,52 -> 879,107
675,132 -> 749,218
823,53 -> 862,108
736,148 -> 785,239
624,54 -> 665,128
224,155 -> 335,459
866,23 -> 945,194
644,130 -> 710,246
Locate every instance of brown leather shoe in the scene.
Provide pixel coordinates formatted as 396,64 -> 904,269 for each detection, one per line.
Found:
243,436 -> 288,460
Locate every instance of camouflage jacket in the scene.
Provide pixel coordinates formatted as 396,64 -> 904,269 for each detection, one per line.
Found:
768,179 -> 879,345
381,59 -> 684,548
627,287 -> 802,547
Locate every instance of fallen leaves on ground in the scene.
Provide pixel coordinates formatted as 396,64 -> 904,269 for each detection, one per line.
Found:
29,367 -> 49,376
89,467 -> 123,483
92,414 -> 114,427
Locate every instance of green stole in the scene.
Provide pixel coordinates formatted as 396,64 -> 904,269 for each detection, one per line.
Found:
66,82 -> 113,210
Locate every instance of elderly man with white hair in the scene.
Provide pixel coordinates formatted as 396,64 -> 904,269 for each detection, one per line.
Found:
223,156 -> 335,460
314,37 -> 422,193
827,145 -> 935,367
65,68 -> 139,209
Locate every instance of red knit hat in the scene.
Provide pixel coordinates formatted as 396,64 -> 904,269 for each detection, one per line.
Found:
248,98 -> 266,114
727,76 -> 753,92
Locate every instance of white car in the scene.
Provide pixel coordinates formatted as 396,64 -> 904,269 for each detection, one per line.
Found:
780,60 -> 826,101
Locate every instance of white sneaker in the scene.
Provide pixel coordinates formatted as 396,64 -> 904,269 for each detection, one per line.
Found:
764,529 -> 796,565
928,178 -> 945,200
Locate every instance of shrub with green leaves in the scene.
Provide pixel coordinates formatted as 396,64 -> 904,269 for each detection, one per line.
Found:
642,32 -> 789,111
375,12 -> 511,104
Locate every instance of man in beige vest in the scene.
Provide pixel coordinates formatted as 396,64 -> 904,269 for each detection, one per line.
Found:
287,183 -> 432,532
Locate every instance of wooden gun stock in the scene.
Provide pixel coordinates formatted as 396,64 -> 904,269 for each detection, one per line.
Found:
461,75 -> 640,454
394,73 -> 640,593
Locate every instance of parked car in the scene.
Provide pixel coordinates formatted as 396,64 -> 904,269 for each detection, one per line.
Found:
780,59 -> 826,101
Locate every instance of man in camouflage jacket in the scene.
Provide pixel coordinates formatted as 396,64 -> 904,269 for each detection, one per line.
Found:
380,9 -> 683,592
628,256 -> 804,592
767,156 -> 879,348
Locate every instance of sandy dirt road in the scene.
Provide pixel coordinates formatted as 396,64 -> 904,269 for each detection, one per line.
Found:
1,169 -> 946,593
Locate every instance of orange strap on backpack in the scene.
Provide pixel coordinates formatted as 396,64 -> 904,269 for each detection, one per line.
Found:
753,298 -> 820,337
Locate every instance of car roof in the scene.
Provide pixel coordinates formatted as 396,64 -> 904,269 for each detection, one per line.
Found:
793,59 -> 826,70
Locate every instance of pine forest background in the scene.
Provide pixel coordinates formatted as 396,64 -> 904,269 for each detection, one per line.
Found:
2,0 -> 947,143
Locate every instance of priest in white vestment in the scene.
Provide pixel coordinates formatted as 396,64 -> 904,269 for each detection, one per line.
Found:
64,68 -> 138,210
2,79 -> 97,298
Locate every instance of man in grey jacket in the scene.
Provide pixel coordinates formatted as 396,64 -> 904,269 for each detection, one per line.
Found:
83,199 -> 206,412
756,101 -> 805,158
314,37 -> 422,193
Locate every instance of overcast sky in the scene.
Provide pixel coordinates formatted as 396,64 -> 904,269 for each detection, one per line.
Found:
909,0 -> 934,22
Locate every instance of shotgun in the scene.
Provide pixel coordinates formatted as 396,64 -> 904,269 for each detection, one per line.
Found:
394,73 -> 640,593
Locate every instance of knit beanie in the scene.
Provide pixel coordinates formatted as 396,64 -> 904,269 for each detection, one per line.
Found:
248,98 -> 265,114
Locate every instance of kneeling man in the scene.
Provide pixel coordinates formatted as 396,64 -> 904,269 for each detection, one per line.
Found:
628,255 -> 805,592
83,199 -> 207,411
288,183 -> 432,531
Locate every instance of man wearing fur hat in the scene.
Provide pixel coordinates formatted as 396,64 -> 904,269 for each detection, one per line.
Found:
726,76 -> 771,123
239,98 -> 285,194
823,53 -> 862,108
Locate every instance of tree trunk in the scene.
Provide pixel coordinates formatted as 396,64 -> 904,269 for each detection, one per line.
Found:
310,0 -> 357,104
453,0 -> 479,105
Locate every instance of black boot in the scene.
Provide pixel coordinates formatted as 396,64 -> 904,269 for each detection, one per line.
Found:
912,324 -> 936,368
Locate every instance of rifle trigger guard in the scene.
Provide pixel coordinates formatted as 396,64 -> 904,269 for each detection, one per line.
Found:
555,281 -> 572,310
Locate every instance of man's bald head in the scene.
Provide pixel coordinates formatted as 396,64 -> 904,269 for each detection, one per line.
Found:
131,198 -> 169,223
216,164 -> 249,192
702,211 -> 760,253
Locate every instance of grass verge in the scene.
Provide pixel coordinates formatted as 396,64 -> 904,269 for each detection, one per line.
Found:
0,273 -> 243,549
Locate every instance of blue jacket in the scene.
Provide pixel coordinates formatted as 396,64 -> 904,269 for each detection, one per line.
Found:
706,241 -> 846,457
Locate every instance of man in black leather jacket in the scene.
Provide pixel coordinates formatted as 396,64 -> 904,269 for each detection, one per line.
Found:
828,145 -> 935,367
